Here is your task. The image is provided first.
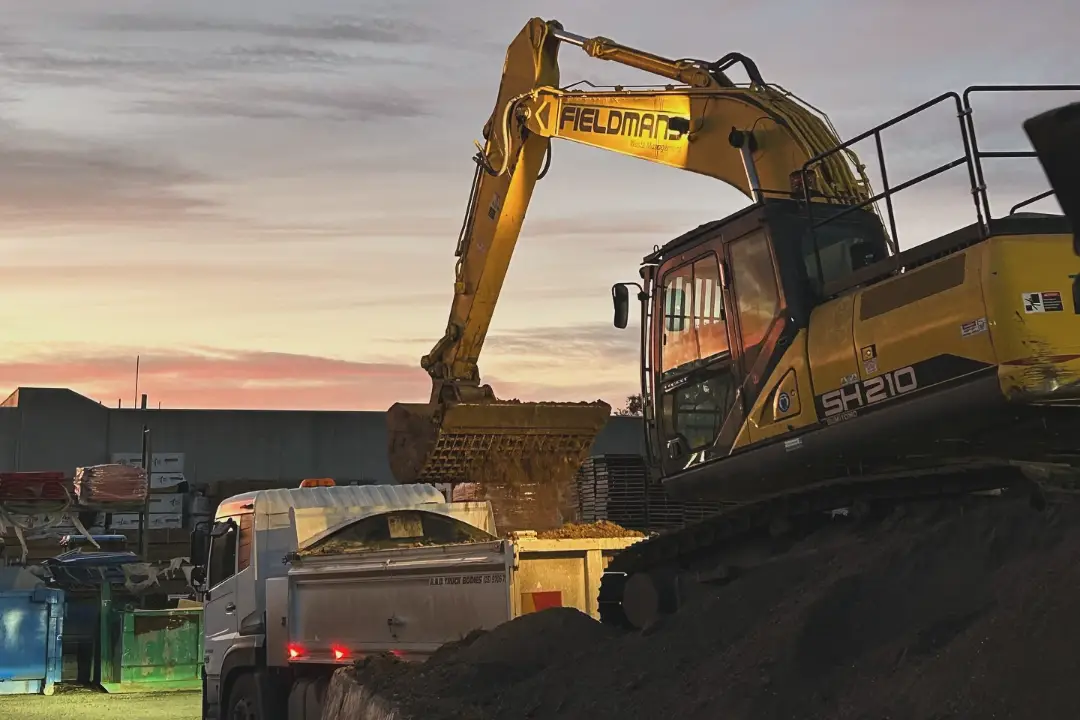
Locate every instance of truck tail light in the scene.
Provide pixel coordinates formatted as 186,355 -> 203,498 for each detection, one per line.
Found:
332,646 -> 349,661
287,643 -> 304,660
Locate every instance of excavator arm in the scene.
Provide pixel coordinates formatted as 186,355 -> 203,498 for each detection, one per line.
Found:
386,19 -> 876,512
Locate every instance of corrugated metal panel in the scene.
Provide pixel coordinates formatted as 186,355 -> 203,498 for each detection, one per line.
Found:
216,484 -> 445,518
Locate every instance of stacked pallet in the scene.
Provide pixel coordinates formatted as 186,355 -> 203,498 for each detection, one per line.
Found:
110,452 -> 188,531
574,454 -> 724,534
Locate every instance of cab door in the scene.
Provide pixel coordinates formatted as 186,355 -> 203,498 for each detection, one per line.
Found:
654,245 -> 740,476
202,517 -> 239,708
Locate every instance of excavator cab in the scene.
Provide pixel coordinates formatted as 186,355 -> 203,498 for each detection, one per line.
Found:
616,197 -> 890,478
616,85 -> 1080,508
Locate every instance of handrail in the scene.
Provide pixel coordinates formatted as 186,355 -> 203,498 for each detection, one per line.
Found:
796,85 -> 1080,289
962,85 -> 1080,222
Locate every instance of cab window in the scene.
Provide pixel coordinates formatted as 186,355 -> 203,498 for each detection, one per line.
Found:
661,372 -> 739,452
660,253 -> 729,377
207,519 -> 238,589
729,230 -> 781,371
237,514 -> 254,572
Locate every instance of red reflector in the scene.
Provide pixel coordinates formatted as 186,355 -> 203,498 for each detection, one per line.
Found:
389,649 -> 403,657
287,644 -> 303,660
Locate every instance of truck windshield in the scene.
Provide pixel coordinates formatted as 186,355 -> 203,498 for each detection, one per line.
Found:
299,510 -> 496,556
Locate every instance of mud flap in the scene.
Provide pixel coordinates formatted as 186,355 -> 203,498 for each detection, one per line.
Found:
254,670 -> 288,720
1023,101 -> 1080,251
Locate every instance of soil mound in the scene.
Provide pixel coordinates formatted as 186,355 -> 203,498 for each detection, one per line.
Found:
341,494 -> 1080,719
349,607 -> 615,718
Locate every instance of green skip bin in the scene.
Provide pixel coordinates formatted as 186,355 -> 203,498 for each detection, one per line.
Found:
99,587 -> 203,694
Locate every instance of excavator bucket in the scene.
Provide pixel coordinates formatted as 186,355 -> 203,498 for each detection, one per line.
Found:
386,399 -> 611,530
1024,101 -> 1080,245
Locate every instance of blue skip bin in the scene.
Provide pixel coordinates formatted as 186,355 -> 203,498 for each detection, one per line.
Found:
0,586 -> 65,695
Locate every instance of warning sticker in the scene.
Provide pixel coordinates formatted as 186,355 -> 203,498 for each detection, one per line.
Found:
960,317 -> 988,337
1023,291 -> 1065,313
429,573 -> 505,586
1042,291 -> 1065,312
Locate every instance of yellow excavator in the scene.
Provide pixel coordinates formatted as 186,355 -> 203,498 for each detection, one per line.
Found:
387,17 -> 1079,624
386,17 -> 879,495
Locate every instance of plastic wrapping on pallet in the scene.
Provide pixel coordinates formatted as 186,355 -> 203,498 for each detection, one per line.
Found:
73,463 -> 148,507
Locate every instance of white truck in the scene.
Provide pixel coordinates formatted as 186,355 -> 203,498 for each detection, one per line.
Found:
191,482 -> 642,720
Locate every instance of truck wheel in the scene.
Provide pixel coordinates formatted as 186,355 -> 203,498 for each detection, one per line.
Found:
225,673 -> 260,720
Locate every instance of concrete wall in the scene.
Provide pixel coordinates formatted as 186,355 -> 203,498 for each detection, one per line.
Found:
0,388 -> 646,491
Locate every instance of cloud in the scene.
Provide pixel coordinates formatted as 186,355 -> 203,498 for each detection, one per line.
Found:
0,122 -> 217,228
487,322 -> 639,366
132,85 -> 429,122
0,262 -> 356,289
0,331 -> 641,411
91,12 -> 430,45
0,348 -> 428,411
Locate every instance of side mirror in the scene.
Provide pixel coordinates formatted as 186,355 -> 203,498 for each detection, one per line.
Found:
189,522 -> 209,565
612,283 -> 630,329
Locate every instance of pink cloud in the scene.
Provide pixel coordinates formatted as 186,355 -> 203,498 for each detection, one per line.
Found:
0,349 -> 431,411
0,347 -> 640,411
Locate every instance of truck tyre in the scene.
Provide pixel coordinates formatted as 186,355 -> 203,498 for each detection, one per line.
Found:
225,672 -> 260,720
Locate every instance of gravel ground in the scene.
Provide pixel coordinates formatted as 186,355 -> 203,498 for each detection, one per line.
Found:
0,688 -> 199,720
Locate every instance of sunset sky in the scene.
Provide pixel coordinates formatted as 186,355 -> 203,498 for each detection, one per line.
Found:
1,0 -> 1075,410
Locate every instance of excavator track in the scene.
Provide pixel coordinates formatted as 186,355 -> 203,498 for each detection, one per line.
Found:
598,458 -> 1079,630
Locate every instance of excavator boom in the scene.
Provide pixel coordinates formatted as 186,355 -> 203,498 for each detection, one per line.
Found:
386,18 -> 876,526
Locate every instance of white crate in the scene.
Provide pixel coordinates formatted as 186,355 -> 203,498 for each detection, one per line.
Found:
151,453 -> 185,473
148,495 -> 185,513
150,472 -> 186,490
111,452 -> 143,467
109,512 -> 183,530
110,453 -> 185,473
22,513 -> 104,534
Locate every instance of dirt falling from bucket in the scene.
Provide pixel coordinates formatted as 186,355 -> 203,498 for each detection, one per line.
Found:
461,449 -> 584,533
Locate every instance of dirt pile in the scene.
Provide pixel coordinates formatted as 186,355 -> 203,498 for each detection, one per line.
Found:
532,520 -> 645,539
343,608 -> 617,719
335,494 -> 1080,720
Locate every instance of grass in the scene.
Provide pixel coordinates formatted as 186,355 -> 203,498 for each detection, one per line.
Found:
0,688 -> 200,720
